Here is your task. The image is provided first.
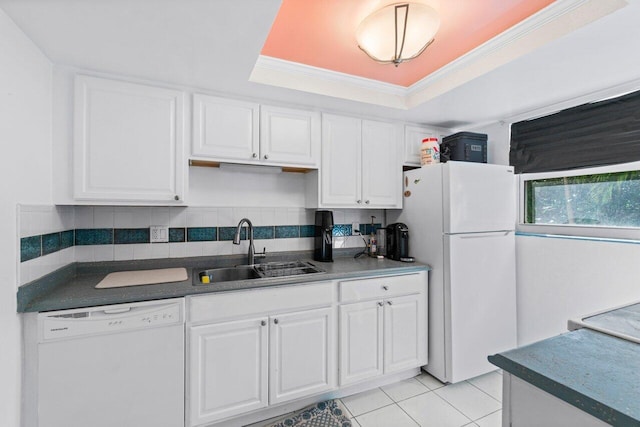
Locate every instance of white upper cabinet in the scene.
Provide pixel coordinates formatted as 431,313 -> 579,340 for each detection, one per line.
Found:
191,94 -> 320,168
403,125 -> 451,166
260,105 -> 320,167
316,114 -> 401,209
74,76 -> 185,203
320,114 -> 362,207
192,94 -> 259,161
362,120 -> 402,207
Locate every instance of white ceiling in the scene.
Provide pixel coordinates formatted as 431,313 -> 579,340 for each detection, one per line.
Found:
2,0 -> 640,128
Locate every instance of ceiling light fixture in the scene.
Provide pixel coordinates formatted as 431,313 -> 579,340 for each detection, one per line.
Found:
356,2 -> 440,67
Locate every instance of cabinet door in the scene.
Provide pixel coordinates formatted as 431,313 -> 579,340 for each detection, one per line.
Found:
362,120 -> 401,208
404,125 -> 437,166
74,75 -> 185,203
188,317 -> 268,426
383,294 -> 424,374
321,114 -> 362,207
339,300 -> 383,386
192,94 -> 259,161
260,105 -> 320,167
269,307 -> 335,404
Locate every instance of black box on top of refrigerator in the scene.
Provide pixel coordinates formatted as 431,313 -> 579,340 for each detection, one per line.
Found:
441,132 -> 487,163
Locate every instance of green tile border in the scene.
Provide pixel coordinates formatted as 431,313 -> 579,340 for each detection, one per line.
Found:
114,228 -> 151,244
20,235 -> 42,262
186,227 -> 217,242
20,223 -> 358,263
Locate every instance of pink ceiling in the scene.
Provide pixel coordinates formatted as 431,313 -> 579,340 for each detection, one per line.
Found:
261,0 -> 556,87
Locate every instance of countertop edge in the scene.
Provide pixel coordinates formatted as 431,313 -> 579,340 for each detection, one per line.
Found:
18,254 -> 430,313
489,332 -> 640,427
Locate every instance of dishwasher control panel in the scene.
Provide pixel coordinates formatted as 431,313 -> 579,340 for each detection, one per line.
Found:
39,299 -> 184,341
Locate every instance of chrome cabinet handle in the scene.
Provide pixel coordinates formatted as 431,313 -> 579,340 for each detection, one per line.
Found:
261,320 -> 266,326
357,200 -> 362,204
387,301 -> 393,306
252,153 -> 258,158
174,195 -> 180,201
377,301 -> 383,307
264,154 -> 269,160
382,285 -> 389,291
273,318 -> 279,324
365,200 -> 370,204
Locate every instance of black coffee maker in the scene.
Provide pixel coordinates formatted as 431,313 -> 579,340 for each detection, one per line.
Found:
386,223 -> 413,262
314,210 -> 334,262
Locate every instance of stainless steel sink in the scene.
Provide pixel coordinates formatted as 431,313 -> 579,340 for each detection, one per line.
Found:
193,260 -> 324,285
195,266 -> 261,284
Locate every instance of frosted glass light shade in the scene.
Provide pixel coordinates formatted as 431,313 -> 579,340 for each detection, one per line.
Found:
356,3 -> 440,65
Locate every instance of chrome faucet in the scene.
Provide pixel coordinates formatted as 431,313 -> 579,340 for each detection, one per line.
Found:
233,218 -> 266,265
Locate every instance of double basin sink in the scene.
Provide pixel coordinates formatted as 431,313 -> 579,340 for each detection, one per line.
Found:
194,260 -> 325,285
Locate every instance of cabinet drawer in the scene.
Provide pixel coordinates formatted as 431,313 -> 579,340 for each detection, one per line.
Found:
188,281 -> 335,324
339,274 -> 423,303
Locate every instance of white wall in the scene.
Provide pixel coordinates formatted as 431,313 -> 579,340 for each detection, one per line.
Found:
517,235 -> 640,345
188,167 -> 307,207
0,9 -> 53,427
469,120 -> 510,166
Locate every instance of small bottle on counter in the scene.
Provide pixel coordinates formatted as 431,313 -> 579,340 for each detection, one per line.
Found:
368,215 -> 377,256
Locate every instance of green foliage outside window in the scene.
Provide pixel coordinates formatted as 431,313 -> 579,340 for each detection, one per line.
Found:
525,171 -> 640,226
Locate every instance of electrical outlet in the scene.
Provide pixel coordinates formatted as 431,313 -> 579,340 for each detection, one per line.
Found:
352,222 -> 360,235
150,225 -> 169,243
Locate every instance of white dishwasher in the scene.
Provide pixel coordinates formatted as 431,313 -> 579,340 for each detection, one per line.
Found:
35,298 -> 184,427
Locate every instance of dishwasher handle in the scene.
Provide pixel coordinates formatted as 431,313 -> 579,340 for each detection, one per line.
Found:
102,307 -> 132,314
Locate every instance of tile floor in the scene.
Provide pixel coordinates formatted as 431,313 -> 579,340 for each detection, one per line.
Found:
251,370 -> 503,427
340,370 -> 503,427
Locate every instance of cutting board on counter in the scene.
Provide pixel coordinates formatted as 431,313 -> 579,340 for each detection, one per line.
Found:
95,268 -> 188,289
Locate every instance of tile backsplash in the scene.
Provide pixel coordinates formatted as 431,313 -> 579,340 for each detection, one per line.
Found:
18,205 -> 384,285
19,205 -> 75,285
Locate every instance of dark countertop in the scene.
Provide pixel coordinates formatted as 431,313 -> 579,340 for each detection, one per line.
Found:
18,250 -> 429,313
489,329 -> 640,426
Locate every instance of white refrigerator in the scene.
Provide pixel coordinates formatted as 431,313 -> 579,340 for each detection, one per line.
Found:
389,161 -> 517,383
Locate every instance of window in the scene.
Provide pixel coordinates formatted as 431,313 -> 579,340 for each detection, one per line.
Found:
525,170 -> 640,227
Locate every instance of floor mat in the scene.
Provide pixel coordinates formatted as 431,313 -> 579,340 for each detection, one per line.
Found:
263,400 -> 352,427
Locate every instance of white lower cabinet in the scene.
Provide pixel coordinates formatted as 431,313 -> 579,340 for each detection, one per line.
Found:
186,284 -> 336,427
269,307 -> 335,404
383,294 -> 423,373
340,294 -> 423,386
186,273 -> 427,426
339,273 -> 428,387
188,317 -> 269,425
339,300 -> 384,385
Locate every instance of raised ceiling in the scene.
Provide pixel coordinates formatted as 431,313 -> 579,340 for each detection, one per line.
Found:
0,0 -> 638,129
261,0 -> 555,87
251,0 -> 628,109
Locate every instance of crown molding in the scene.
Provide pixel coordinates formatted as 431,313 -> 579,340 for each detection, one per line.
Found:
250,56 -> 408,109
249,0 -> 627,110
405,0 -> 628,107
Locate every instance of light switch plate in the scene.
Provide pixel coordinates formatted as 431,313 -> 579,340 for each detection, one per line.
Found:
352,222 -> 360,235
150,225 -> 169,243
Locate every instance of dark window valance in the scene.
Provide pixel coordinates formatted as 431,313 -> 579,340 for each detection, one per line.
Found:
510,89 -> 640,174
